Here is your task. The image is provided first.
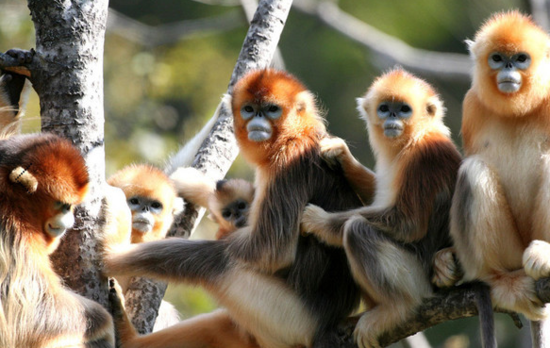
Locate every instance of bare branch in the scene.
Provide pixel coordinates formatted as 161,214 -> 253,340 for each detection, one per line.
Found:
293,0 -> 472,81
107,8 -> 245,47
123,0 -> 294,334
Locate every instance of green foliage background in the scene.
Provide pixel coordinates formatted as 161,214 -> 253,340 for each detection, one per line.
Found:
0,0 -> 535,346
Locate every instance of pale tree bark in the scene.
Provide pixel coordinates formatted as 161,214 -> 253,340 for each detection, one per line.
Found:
24,0 -> 111,308
122,0 -> 295,334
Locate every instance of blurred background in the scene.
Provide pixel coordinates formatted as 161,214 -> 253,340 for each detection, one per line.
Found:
0,0 -> 541,346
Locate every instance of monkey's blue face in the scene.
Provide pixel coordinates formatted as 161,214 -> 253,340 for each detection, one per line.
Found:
488,52 -> 531,93
377,101 -> 412,138
241,103 -> 283,142
128,196 -> 163,233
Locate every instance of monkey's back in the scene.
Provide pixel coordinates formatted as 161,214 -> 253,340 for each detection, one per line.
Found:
275,146 -> 362,332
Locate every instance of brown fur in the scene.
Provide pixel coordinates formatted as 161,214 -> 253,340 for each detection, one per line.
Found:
105,69 -> 362,348
302,68 -> 461,347
451,11 -> 550,321
0,133 -> 114,347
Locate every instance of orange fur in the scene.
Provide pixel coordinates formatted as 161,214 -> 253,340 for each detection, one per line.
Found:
302,68 -> 461,347
232,69 -> 325,169
0,133 -> 114,347
108,164 -> 177,243
451,11 -> 550,320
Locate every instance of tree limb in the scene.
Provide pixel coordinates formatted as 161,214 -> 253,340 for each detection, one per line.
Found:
107,8 -> 246,47
123,0 -> 294,334
293,0 -> 472,81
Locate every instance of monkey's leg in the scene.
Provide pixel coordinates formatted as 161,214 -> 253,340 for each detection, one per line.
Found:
451,157 -> 546,320
342,216 -> 431,348
524,155 -> 550,280
75,294 -> 115,348
105,239 -> 317,348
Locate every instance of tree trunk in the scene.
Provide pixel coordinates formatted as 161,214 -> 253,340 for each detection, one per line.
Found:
123,0 -> 294,334
27,0 -> 111,308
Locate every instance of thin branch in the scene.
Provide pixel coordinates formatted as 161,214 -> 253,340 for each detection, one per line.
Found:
107,8 -> 245,47
122,0 -> 294,334
293,0 -> 472,81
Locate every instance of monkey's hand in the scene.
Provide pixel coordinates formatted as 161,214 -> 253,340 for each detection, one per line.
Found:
319,136 -> 350,169
523,240 -> 550,280
432,247 -> 463,288
98,184 -> 132,257
301,204 -> 330,235
170,166 -> 214,207
301,204 -> 345,246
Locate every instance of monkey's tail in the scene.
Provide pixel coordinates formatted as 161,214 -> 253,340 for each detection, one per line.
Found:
473,281 -> 497,348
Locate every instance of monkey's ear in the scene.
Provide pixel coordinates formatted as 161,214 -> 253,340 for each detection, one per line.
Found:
295,91 -> 315,113
356,97 -> 369,121
425,95 -> 444,118
9,166 -> 38,193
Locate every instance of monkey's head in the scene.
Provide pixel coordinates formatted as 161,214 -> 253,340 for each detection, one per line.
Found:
210,178 -> 255,239
229,68 -> 325,166
358,68 -> 447,153
469,11 -> 550,116
0,134 -> 89,252
108,164 -> 178,243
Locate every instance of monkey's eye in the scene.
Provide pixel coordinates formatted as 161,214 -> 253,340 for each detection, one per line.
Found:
400,105 -> 411,113
241,105 -> 256,120
129,197 -> 140,205
264,104 -> 282,119
222,210 -> 232,219
237,202 -> 247,210
379,104 -> 389,112
514,53 -> 531,69
488,53 -> 505,69
54,201 -> 72,213
377,103 -> 390,118
151,201 -> 163,210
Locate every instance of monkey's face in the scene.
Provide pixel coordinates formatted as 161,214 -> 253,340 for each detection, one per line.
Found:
376,100 -> 413,138
220,198 -> 249,228
44,201 -> 75,238
128,196 -> 163,234
469,11 -> 550,116
239,102 -> 283,142
487,51 -> 531,94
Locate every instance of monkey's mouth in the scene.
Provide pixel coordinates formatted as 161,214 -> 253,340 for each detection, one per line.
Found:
45,224 -> 67,237
383,124 -> 404,138
498,80 -> 521,93
247,126 -> 272,142
133,220 -> 153,233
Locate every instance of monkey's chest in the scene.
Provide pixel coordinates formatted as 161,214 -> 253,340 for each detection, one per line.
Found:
477,128 -> 548,232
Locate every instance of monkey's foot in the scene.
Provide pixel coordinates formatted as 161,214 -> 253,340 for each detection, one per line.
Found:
432,247 -> 463,287
319,136 -> 348,168
354,314 -> 382,348
523,240 -> 550,280
490,271 -> 549,321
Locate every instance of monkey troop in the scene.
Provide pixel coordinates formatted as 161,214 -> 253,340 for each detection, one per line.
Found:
105,68 -> 363,348
449,10 -> 550,322
170,166 -> 255,239
301,68 -> 461,348
0,133 -> 114,347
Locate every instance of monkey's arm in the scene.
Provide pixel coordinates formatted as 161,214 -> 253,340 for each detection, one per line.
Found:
170,167 -> 215,208
320,137 -> 376,204
304,140 -> 459,244
227,169 -> 308,272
